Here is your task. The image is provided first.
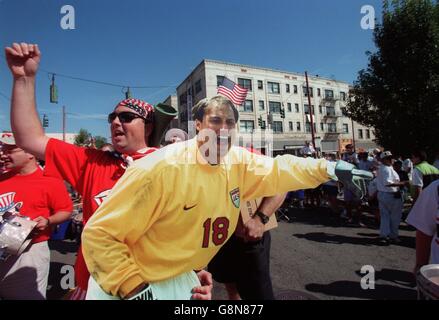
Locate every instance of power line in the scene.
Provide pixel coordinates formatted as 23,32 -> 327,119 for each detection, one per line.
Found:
0,91 -> 10,101
40,69 -> 177,89
0,53 -> 177,89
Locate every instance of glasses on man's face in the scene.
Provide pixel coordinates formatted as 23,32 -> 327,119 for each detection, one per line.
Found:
107,112 -> 147,124
1,147 -> 23,155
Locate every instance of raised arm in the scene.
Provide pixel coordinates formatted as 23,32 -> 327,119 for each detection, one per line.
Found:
5,42 -> 49,160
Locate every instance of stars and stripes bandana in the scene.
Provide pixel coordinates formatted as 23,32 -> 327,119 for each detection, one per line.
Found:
116,98 -> 154,122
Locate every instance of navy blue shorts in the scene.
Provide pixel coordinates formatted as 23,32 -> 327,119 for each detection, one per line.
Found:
207,232 -> 274,300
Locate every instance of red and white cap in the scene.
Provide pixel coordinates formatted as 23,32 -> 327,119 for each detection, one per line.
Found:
0,132 -> 16,146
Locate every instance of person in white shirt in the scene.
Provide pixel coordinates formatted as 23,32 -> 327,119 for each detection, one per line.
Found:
376,151 -> 404,244
406,180 -> 439,275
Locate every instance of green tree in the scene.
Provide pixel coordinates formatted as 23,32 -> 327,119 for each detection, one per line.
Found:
93,136 -> 107,149
348,0 -> 439,158
74,129 -> 107,149
74,128 -> 91,146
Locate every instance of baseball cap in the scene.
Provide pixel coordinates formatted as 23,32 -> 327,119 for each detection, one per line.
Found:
0,132 -> 16,146
380,151 -> 393,159
165,128 -> 188,143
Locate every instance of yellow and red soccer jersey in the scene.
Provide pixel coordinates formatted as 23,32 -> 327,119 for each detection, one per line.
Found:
82,138 -> 330,298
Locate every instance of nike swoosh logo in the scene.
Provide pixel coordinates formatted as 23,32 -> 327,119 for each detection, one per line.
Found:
184,204 -> 197,211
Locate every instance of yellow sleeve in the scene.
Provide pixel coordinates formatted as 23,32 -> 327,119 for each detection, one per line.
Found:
82,166 -> 167,298
240,150 -> 330,201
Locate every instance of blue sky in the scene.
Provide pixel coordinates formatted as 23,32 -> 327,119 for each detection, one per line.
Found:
0,0 -> 382,139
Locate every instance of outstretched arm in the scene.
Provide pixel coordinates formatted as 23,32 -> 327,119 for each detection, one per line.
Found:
5,42 -> 49,160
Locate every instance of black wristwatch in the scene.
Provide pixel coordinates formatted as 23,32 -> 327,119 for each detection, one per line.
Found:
255,211 -> 270,225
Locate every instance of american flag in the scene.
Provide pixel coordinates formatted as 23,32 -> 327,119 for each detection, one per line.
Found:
217,77 -> 248,106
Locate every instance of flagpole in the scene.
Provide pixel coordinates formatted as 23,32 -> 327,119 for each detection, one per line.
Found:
305,71 -> 316,152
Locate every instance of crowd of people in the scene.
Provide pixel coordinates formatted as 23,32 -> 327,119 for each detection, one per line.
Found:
0,42 -> 437,301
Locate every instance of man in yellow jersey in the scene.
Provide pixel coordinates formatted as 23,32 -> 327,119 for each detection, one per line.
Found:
82,95 -> 372,300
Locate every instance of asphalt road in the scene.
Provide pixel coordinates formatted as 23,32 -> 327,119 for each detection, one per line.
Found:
46,205 -> 418,300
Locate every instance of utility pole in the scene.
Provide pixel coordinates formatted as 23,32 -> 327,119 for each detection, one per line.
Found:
62,105 -> 66,142
305,71 -> 316,152
351,118 -> 356,151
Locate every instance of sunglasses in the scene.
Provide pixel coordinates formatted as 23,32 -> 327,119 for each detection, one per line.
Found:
108,112 -> 147,124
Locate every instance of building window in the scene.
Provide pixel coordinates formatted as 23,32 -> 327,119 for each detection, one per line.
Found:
358,129 -> 363,139
320,122 -> 324,132
195,80 -> 202,94
258,80 -> 263,90
328,123 -> 337,133
317,88 -> 321,97
287,103 -> 292,112
286,84 -> 290,93
304,104 -> 315,114
295,103 -> 299,113
238,78 -> 252,91
296,122 -> 301,131
217,75 -> 225,87
262,120 -> 266,129
269,101 -> 281,113
366,129 -> 370,139
324,89 -> 334,99
289,121 -> 293,131
341,107 -> 347,116
319,105 -> 322,114
343,123 -> 349,133
303,86 -> 313,97
259,100 -> 265,111
293,85 -> 298,94
272,121 -> 283,133
326,106 -> 335,116
268,82 -> 280,94
240,120 -> 254,133
305,123 -> 311,133
340,91 -> 346,101
179,93 -> 187,105
240,100 -> 253,112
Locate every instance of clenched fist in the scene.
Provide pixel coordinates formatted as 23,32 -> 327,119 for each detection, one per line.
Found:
5,42 -> 41,79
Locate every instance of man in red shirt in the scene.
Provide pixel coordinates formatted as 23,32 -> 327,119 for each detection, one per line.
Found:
5,42 -> 212,300
0,134 -> 73,299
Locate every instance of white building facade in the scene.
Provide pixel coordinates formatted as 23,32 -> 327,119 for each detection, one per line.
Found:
176,59 -> 377,156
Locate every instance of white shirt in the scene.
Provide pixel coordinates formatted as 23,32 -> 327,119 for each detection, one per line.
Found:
406,180 -> 439,264
368,178 -> 378,197
412,167 -> 423,188
376,164 -> 400,193
402,158 -> 413,181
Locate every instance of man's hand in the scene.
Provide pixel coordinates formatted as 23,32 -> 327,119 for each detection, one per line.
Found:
5,43 -> 41,79
332,160 -> 373,200
192,270 -> 213,300
243,216 -> 265,241
33,216 -> 50,232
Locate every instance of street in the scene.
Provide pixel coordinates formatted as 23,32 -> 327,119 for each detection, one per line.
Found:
47,205 -> 417,300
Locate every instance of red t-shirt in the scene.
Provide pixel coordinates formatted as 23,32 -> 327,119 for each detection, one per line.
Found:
0,167 -> 73,243
44,138 -> 156,291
